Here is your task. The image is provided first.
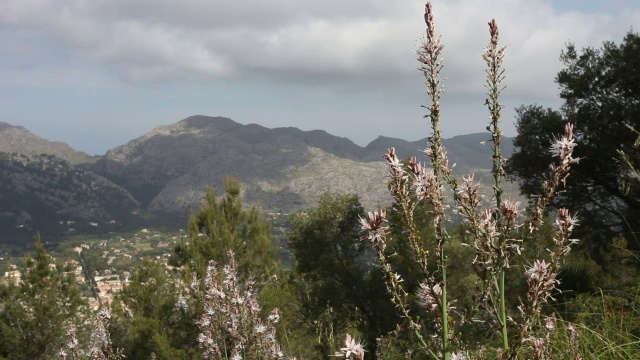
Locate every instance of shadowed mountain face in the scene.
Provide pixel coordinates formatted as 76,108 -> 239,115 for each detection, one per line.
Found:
0,153 -> 139,240
0,116 -> 518,245
0,115 -> 517,219
92,115 -> 514,212
91,116 -> 387,211
0,122 -> 98,165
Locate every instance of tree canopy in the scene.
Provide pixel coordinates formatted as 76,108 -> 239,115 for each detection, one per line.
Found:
171,176 -> 275,280
0,234 -> 86,359
507,32 -> 640,250
287,193 -> 397,358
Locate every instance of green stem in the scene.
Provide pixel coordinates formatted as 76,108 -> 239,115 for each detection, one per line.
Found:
375,244 -> 438,359
441,258 -> 450,360
499,270 -> 508,350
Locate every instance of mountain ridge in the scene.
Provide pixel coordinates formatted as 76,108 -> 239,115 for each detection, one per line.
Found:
91,115 -> 515,213
0,116 -> 517,233
0,122 -> 99,165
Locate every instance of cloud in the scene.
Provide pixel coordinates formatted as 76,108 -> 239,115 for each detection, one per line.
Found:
1,0 -> 638,102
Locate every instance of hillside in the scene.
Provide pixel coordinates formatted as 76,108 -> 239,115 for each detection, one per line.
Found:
92,116 -> 389,211
366,133 -> 515,173
0,122 -> 98,165
92,115 -> 515,213
0,116 -> 520,241
0,152 -> 140,243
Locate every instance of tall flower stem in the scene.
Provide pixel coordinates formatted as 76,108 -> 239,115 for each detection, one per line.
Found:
483,18 -> 508,351
418,4 -> 450,358
360,209 -> 438,359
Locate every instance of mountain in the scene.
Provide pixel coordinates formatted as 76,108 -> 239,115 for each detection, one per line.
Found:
92,115 -> 515,213
0,122 -> 98,165
0,117 -> 521,246
91,116 -> 388,211
366,133 -> 515,173
0,152 -> 140,243
0,116 -> 517,219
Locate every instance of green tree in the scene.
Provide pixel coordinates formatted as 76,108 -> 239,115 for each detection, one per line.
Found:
110,260 -> 198,360
507,32 -> 640,250
288,193 -> 397,358
172,177 -> 275,280
0,234 -> 86,359
113,177 -> 279,359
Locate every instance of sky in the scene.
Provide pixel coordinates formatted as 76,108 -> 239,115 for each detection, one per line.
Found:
1,0 -> 639,155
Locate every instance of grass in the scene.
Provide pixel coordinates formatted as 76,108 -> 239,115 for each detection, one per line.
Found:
549,288 -> 640,359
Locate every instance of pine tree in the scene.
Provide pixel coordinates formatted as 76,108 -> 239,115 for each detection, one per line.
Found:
111,260 -> 198,359
0,234 -> 86,359
172,176 -> 275,280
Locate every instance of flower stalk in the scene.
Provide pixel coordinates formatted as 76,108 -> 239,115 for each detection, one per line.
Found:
359,3 -> 580,359
482,17 -> 510,351
418,3 -> 450,358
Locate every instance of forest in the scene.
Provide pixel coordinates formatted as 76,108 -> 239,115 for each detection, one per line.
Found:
1,3 -> 640,360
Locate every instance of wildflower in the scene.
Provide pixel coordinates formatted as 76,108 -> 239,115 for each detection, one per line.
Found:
194,252 -> 290,359
566,322 -> 579,344
383,147 -> 402,169
255,323 -> 267,334
334,334 -> 365,360
549,123 -> 577,162
528,336 -> 548,359
555,208 -> 579,233
526,260 -> 551,281
417,281 -> 442,318
451,352 -> 468,360
552,208 -> 579,260
359,209 -> 388,244
500,199 -> 522,222
524,259 -> 558,310
268,308 -> 280,324
544,316 -> 556,332
411,159 -> 437,201
175,296 -> 188,311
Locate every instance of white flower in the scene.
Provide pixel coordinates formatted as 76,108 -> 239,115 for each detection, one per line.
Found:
526,260 -> 551,281
334,334 -> 365,360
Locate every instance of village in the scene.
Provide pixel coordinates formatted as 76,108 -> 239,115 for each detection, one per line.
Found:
1,227 -> 185,310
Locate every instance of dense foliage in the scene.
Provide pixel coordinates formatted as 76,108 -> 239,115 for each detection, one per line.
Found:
288,193 -> 397,357
172,176 -> 275,280
0,234 -> 86,359
507,32 -> 640,250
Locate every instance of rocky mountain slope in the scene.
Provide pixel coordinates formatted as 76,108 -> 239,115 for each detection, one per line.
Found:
0,115 -> 518,218
0,117 -> 520,245
0,153 -> 139,235
92,115 -> 515,212
91,116 -> 387,211
0,122 -> 98,165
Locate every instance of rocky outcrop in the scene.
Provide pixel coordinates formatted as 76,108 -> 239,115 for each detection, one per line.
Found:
0,122 -> 98,165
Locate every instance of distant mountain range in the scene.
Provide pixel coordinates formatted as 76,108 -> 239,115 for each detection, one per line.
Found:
0,122 -> 99,165
0,116 -> 517,244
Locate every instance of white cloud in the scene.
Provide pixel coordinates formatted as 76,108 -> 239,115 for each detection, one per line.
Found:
1,0 -> 638,108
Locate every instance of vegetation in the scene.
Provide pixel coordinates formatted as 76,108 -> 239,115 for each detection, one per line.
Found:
507,32 -> 640,251
171,176 -> 276,280
0,234 -> 86,359
110,260 -> 197,359
288,193 -> 396,356
0,2 -> 639,360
